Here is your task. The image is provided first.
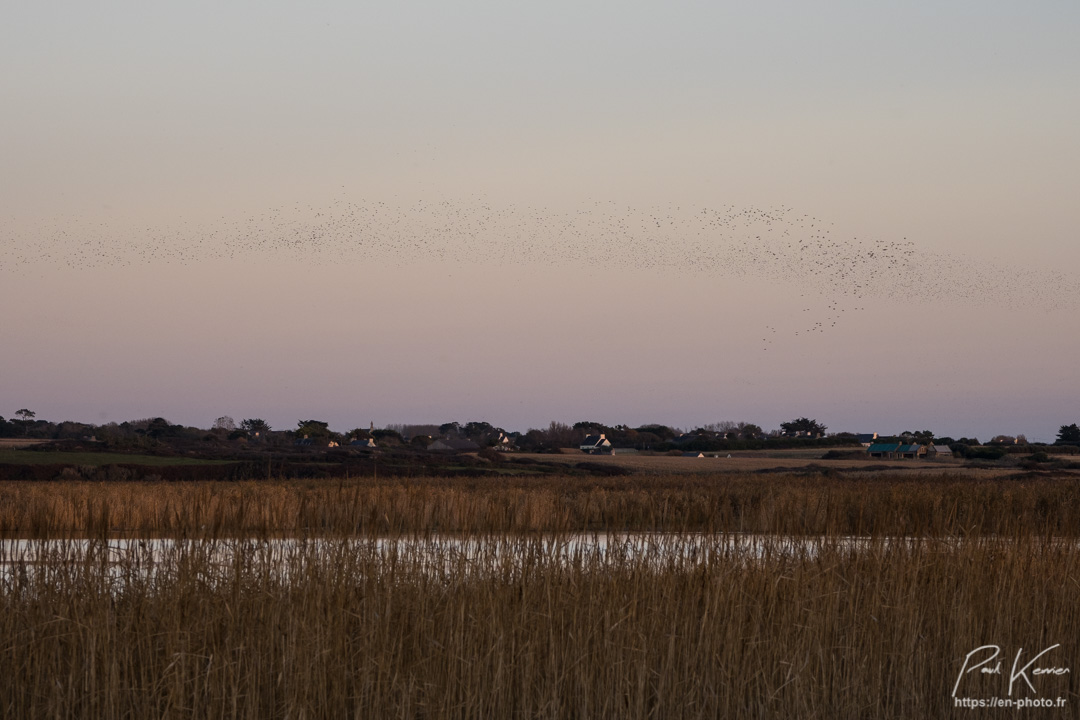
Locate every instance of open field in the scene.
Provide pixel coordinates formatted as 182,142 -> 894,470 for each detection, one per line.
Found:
0,438 -> 55,450
2,443 -> 1074,484
519,450 -> 1007,476
0,449 -> 234,467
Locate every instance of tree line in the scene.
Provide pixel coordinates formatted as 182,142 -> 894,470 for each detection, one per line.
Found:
3,410 -> 1079,452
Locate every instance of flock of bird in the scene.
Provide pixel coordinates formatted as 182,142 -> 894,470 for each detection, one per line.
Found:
3,196 -> 1077,349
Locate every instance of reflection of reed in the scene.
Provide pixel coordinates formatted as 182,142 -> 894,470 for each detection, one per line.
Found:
2,531 -> 1076,717
0,533 -> 954,576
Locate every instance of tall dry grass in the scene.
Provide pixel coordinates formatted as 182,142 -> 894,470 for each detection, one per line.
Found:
2,534 -> 1078,718
3,473 -> 1080,538
4,474 -> 1079,717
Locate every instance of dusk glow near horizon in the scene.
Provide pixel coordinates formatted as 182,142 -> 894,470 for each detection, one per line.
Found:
3,2 -> 1078,442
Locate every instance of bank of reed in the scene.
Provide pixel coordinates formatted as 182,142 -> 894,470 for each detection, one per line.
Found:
2,534 -> 1077,718
4,474 -> 1079,717
2,472 -> 1080,538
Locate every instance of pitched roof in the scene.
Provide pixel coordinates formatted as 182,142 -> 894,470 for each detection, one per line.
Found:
897,444 -> 923,453
428,437 -> 480,452
867,443 -> 901,452
582,434 -> 610,447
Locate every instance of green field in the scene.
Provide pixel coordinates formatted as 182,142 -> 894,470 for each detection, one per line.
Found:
0,450 -> 233,467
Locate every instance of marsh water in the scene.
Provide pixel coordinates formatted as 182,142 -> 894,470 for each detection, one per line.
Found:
0,532 -> 955,574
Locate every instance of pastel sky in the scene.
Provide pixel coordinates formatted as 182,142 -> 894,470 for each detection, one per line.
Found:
2,1 -> 1078,441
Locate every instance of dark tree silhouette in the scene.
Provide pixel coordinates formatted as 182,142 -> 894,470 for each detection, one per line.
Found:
780,417 -> 827,437
14,409 -> 35,436
241,418 -> 271,435
1058,424 -> 1080,445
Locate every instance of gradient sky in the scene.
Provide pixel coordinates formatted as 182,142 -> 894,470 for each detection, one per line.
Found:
2,1 -> 1079,441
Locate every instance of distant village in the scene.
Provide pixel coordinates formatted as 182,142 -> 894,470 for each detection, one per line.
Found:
4,410 -> 1079,461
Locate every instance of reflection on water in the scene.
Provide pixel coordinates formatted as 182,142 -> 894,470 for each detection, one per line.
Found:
0,533 -> 950,581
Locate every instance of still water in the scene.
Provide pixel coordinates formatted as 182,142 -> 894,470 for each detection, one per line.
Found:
0,532 -> 946,577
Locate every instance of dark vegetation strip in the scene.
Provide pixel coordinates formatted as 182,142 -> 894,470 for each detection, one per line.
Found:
0,450 -> 234,466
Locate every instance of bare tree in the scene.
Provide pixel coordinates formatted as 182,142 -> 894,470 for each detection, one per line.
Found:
213,416 -> 236,431
388,424 -> 442,440
546,421 -> 577,448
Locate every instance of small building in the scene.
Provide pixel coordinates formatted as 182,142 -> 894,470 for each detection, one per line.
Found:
926,445 -> 953,459
493,432 -> 517,451
580,434 -> 613,454
855,433 -> 879,447
783,429 -> 825,439
867,443 -> 901,459
428,437 -> 480,453
350,437 -> 377,449
897,444 -> 926,460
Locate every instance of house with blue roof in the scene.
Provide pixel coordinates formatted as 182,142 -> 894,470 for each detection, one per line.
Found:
867,443 -> 901,459
867,442 -> 930,459
897,444 -> 926,460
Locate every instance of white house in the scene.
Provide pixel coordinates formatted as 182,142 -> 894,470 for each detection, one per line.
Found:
580,434 -> 613,454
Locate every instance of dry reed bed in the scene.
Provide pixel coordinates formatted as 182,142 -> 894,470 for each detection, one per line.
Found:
2,534 -> 1077,718
3,473 -> 1080,538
